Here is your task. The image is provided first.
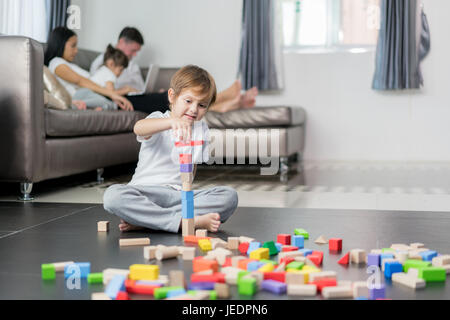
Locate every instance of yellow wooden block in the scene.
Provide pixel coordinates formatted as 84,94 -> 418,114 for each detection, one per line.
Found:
302,265 -> 320,272
258,263 -> 275,273
286,269 -> 302,273
298,268 -> 320,283
129,264 -> 159,281
249,248 -> 270,260
198,239 -> 212,252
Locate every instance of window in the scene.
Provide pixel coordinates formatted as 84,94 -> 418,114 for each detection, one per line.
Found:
280,0 -> 381,50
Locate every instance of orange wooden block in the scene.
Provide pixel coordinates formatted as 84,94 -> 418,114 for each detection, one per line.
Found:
193,257 -> 219,273
184,235 -> 211,244
237,259 -> 257,270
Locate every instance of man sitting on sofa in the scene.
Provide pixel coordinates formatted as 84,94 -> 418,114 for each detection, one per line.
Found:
89,26 -> 259,115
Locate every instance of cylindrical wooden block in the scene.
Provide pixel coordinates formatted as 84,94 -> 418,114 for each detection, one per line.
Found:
155,246 -> 180,261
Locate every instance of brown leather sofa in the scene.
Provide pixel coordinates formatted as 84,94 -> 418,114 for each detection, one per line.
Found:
0,36 -> 306,200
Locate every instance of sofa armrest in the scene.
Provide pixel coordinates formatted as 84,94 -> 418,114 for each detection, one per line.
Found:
0,36 -> 46,183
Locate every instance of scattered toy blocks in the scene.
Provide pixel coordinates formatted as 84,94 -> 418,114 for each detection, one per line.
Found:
329,238 -> 343,252
87,273 -> 103,284
198,239 -> 213,252
292,236 -> 305,249
97,221 -> 109,232
418,267 -> 446,282
338,252 -> 350,265
367,253 -> 381,267
263,241 -> 279,256
238,242 -> 250,255
238,276 -> 257,296
247,242 -> 262,255
105,275 -> 126,300
64,262 -> 90,279
261,280 -> 287,295
182,219 -> 195,237
129,264 -> 159,281
41,264 -> 56,281
249,248 -> 270,260
227,237 -> 240,250
277,234 -> 291,245
314,235 -> 328,245
294,228 -> 309,239
119,238 -> 150,247
384,261 -> 403,279
369,284 -> 385,300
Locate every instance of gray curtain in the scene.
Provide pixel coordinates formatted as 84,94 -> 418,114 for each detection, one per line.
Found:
46,0 -> 71,36
239,0 -> 280,91
372,0 -> 430,90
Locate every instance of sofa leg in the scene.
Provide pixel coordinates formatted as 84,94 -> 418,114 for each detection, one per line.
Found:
280,157 -> 289,183
19,182 -> 34,201
97,168 -> 105,184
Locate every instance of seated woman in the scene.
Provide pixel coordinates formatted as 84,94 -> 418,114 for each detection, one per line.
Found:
45,27 -> 258,114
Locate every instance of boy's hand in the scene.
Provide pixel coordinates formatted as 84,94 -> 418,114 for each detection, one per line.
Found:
171,118 -> 192,143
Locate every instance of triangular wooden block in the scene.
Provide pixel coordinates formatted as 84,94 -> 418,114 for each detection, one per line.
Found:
338,252 -> 350,265
314,235 -> 328,245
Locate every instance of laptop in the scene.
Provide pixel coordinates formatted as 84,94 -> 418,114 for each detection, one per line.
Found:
128,64 -> 160,96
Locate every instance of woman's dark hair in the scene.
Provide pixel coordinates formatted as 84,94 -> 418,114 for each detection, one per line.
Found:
118,27 -> 144,45
44,27 -> 77,66
103,44 -> 129,69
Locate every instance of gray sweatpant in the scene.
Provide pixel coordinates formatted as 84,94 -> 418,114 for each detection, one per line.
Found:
73,88 -> 118,110
103,184 -> 238,233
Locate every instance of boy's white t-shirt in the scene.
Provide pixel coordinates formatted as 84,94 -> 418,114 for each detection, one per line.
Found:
90,65 -> 117,88
48,57 -> 91,97
128,111 -> 210,190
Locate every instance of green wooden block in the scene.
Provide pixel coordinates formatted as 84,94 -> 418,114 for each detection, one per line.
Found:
260,259 -> 276,265
382,248 -> 395,253
154,286 -> 184,299
403,260 -> 431,273
187,290 -> 197,296
418,267 -> 446,282
294,228 -> 309,239
262,241 -> 279,256
87,272 -> 103,284
209,290 -> 217,300
41,264 -> 56,280
238,277 -> 257,296
287,261 -> 304,270
237,271 -> 250,283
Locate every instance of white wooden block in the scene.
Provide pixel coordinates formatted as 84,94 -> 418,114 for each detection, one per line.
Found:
193,290 -> 211,300
181,247 -> 196,260
309,271 -> 337,283
408,251 -> 423,260
294,256 -> 307,263
119,238 -> 150,247
156,246 -> 180,261
285,272 -> 305,285
97,221 -> 109,232
371,249 -> 383,254
394,251 -> 409,264
322,286 -> 353,299
410,243 -> 425,249
314,235 -> 328,245
338,280 -> 353,289
214,283 -> 230,299
239,236 -> 255,243
169,270 -> 185,287
287,284 -> 317,296
415,248 -> 429,253
52,261 -> 75,272
196,229 -> 208,237
390,244 -> 410,251
392,272 -> 426,289
407,268 -> 420,278
432,255 -> 450,267
352,281 -> 369,299
143,246 -> 157,260
210,238 -> 228,249
91,292 -> 112,300
157,275 -> 169,286
205,247 -> 232,265
102,268 -> 130,285
227,237 -> 240,250
350,249 -> 366,264
443,265 -> 450,274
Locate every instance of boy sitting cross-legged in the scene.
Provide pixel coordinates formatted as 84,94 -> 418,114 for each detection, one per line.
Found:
103,65 -> 238,233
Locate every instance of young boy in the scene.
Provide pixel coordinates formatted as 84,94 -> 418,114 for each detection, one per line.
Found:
103,65 -> 238,233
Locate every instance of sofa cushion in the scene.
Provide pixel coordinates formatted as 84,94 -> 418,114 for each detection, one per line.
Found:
204,106 -> 306,129
45,109 -> 147,137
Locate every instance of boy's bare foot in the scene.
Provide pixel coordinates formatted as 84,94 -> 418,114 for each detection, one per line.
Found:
194,213 -> 221,233
119,219 -> 146,232
240,87 -> 258,109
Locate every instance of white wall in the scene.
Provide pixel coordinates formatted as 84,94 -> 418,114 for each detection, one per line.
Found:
72,0 -> 450,162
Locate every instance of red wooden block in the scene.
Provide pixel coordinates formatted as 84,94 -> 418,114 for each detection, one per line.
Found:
329,238 -> 343,252
307,255 -> 322,267
222,257 -> 232,267
311,278 -> 337,293
179,154 -> 192,164
281,246 -> 299,252
125,279 -> 162,295
116,291 -> 130,300
184,235 -> 211,244
191,273 -> 225,283
263,272 -> 286,283
279,257 -> 295,265
238,242 -> 250,255
193,258 -> 219,273
338,252 -> 350,265
277,234 -> 291,245
309,251 -> 324,266
238,259 -> 257,270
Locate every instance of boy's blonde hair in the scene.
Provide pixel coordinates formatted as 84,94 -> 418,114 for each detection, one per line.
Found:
169,65 -> 217,108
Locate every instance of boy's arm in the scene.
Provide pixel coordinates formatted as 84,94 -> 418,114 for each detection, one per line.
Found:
134,118 -> 173,140
105,81 -> 115,92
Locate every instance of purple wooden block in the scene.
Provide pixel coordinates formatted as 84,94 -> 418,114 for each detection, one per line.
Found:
367,253 -> 381,266
135,281 -> 164,287
180,164 -> 193,173
261,280 -> 287,295
188,282 -> 215,290
369,284 -> 385,300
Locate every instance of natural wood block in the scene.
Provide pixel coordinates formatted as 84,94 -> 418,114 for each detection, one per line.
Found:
285,272 -> 305,285
390,244 -> 410,251
196,229 -> 208,237
179,247 -> 196,260
309,271 -> 337,283
432,255 -> 450,267
119,238 -> 150,247
143,246 -> 157,260
214,283 -> 230,299
352,281 -> 369,298
211,238 -> 228,249
407,268 -> 420,278
97,221 -> 109,232
408,251 -> 423,260
287,284 -> 317,296
278,251 -> 303,263
102,268 -> 130,285
52,261 -> 75,272
205,248 -> 232,265
169,270 -> 185,287
182,219 -> 195,237
155,246 -> 180,261
231,256 -> 246,268
410,243 -> 425,249
314,235 -> 328,245
91,292 -> 112,300
227,237 -> 240,250
181,172 -> 194,184
239,236 -> 255,243
274,262 -> 286,273
394,252 -> 409,264
182,182 -> 192,191
350,249 -> 366,264
322,286 -> 353,299
392,272 -> 426,289
371,249 -> 383,254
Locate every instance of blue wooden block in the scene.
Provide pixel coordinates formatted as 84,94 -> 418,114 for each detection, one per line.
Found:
380,253 -> 394,262
355,296 -> 368,300
182,199 -> 194,219
247,261 -> 264,271
188,282 -> 215,290
369,284 -> 385,300
419,250 -> 438,262
181,191 -> 194,201
367,253 -> 381,266
261,280 -> 287,295
275,243 -> 282,253
298,249 -> 313,257
292,235 -> 304,249
64,262 -> 90,279
167,289 -> 187,298
247,242 -> 261,255
384,261 -> 403,279
105,275 -> 126,300
180,164 -> 193,173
